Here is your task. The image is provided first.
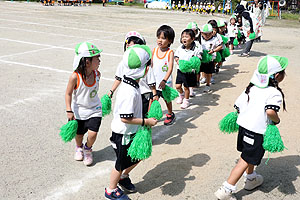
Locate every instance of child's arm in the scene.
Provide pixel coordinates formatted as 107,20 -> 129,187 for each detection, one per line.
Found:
109,79 -> 121,97
209,44 -> 223,54
174,57 -> 179,65
65,73 -> 77,120
266,109 -> 280,124
121,117 -> 157,127
159,51 -> 174,90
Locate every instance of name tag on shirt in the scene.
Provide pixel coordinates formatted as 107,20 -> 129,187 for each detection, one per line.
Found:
243,136 -> 254,145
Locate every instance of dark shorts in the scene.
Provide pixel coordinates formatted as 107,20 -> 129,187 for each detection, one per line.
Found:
229,37 -> 235,45
175,69 -> 197,87
110,132 -> 139,171
76,117 -> 102,135
141,92 -> 152,118
237,126 -> 265,165
200,61 -> 215,74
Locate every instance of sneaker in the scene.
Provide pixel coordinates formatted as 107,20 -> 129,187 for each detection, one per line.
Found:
105,187 -> 130,200
119,176 -> 137,193
200,77 -> 206,84
215,186 -> 237,200
74,146 -> 83,161
230,50 -> 233,55
176,95 -> 184,104
203,85 -> 211,93
180,98 -> 190,109
196,81 -> 200,88
211,77 -> 215,84
189,88 -> 195,97
164,112 -> 175,125
238,53 -> 249,57
215,66 -> 220,74
244,174 -> 264,191
83,148 -> 93,166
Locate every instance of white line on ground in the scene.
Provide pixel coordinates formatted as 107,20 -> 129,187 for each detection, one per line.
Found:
0,59 -> 115,81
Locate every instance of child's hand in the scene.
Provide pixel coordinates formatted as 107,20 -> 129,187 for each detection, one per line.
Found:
208,50 -> 214,54
159,80 -> 166,90
67,112 -> 75,121
145,118 -> 157,126
108,90 -> 114,98
153,95 -> 159,101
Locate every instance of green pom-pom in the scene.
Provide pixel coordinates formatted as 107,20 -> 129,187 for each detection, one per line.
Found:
263,124 -> 286,153
202,50 -> 213,63
127,126 -> 152,161
249,32 -> 256,40
147,100 -> 163,120
190,56 -> 201,73
221,35 -> 229,44
162,85 -> 179,103
233,38 -> 239,46
219,111 -> 239,134
179,57 -> 201,73
179,60 -> 193,73
59,120 -> 78,143
101,94 -> 112,117
237,30 -> 242,39
222,47 -> 231,58
214,52 -> 222,63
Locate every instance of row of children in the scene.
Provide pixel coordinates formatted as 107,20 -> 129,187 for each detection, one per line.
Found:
171,1 -> 232,15
64,16 -> 288,200
41,0 -> 93,6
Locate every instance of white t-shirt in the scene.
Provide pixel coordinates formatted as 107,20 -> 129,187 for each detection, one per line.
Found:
139,66 -> 156,94
115,61 -> 124,81
72,70 -> 102,120
235,86 -> 282,134
174,42 -> 202,70
152,47 -> 173,91
227,23 -> 238,38
111,78 -> 142,139
201,35 -> 222,59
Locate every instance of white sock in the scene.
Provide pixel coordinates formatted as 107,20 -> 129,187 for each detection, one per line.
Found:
245,171 -> 257,180
180,92 -> 184,96
223,181 -> 236,192
106,187 -> 117,193
120,174 -> 129,179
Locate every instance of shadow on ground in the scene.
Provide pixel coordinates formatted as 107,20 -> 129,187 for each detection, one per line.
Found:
92,145 -> 116,166
235,155 -> 300,199
135,153 -> 210,196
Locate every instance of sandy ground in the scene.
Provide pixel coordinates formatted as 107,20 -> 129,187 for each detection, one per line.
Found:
0,2 -> 299,200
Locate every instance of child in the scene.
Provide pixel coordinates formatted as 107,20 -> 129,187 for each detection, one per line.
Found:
152,25 -> 176,125
215,55 -> 288,200
200,24 -> 222,92
227,15 -> 238,54
175,29 -> 202,108
217,19 -> 228,72
105,45 -> 157,200
65,42 -> 102,166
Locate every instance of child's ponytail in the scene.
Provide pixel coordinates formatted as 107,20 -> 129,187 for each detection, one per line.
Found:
245,83 -> 254,102
76,57 -> 92,81
269,75 -> 286,111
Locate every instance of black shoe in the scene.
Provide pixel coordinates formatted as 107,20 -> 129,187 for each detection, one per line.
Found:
164,112 -> 175,125
119,177 -> 136,193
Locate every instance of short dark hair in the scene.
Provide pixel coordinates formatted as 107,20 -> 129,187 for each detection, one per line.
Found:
180,29 -> 195,44
124,36 -> 146,52
156,25 -> 175,45
208,20 -> 219,34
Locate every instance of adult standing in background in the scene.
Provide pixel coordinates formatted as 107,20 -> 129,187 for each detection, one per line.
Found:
249,0 -> 264,42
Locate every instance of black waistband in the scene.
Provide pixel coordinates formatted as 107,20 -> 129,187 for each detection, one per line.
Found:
123,76 -> 139,89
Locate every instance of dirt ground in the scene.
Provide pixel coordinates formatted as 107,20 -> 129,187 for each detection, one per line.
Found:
0,2 -> 299,200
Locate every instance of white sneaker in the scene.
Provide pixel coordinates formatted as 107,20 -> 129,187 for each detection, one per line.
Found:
200,77 -> 206,84
74,146 -> 83,161
215,186 -> 237,200
203,85 -> 211,93
83,148 -> 93,166
211,77 -> 215,84
176,95 -> 184,104
180,98 -> 190,109
230,50 -> 233,55
244,174 -> 264,190
189,88 -> 195,97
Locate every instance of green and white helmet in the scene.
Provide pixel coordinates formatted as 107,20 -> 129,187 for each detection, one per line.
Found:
122,44 -> 152,80
250,55 -> 288,88
187,22 -> 199,31
217,19 -> 226,27
73,42 -> 102,71
201,24 -> 213,33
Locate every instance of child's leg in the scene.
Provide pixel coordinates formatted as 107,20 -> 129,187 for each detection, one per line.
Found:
205,73 -> 212,85
75,134 -> 84,147
184,86 -> 190,99
86,130 -> 97,148
122,163 -> 139,176
109,168 -> 122,190
246,164 -> 255,175
176,83 -> 184,94
227,157 -> 249,185
165,101 -> 173,114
